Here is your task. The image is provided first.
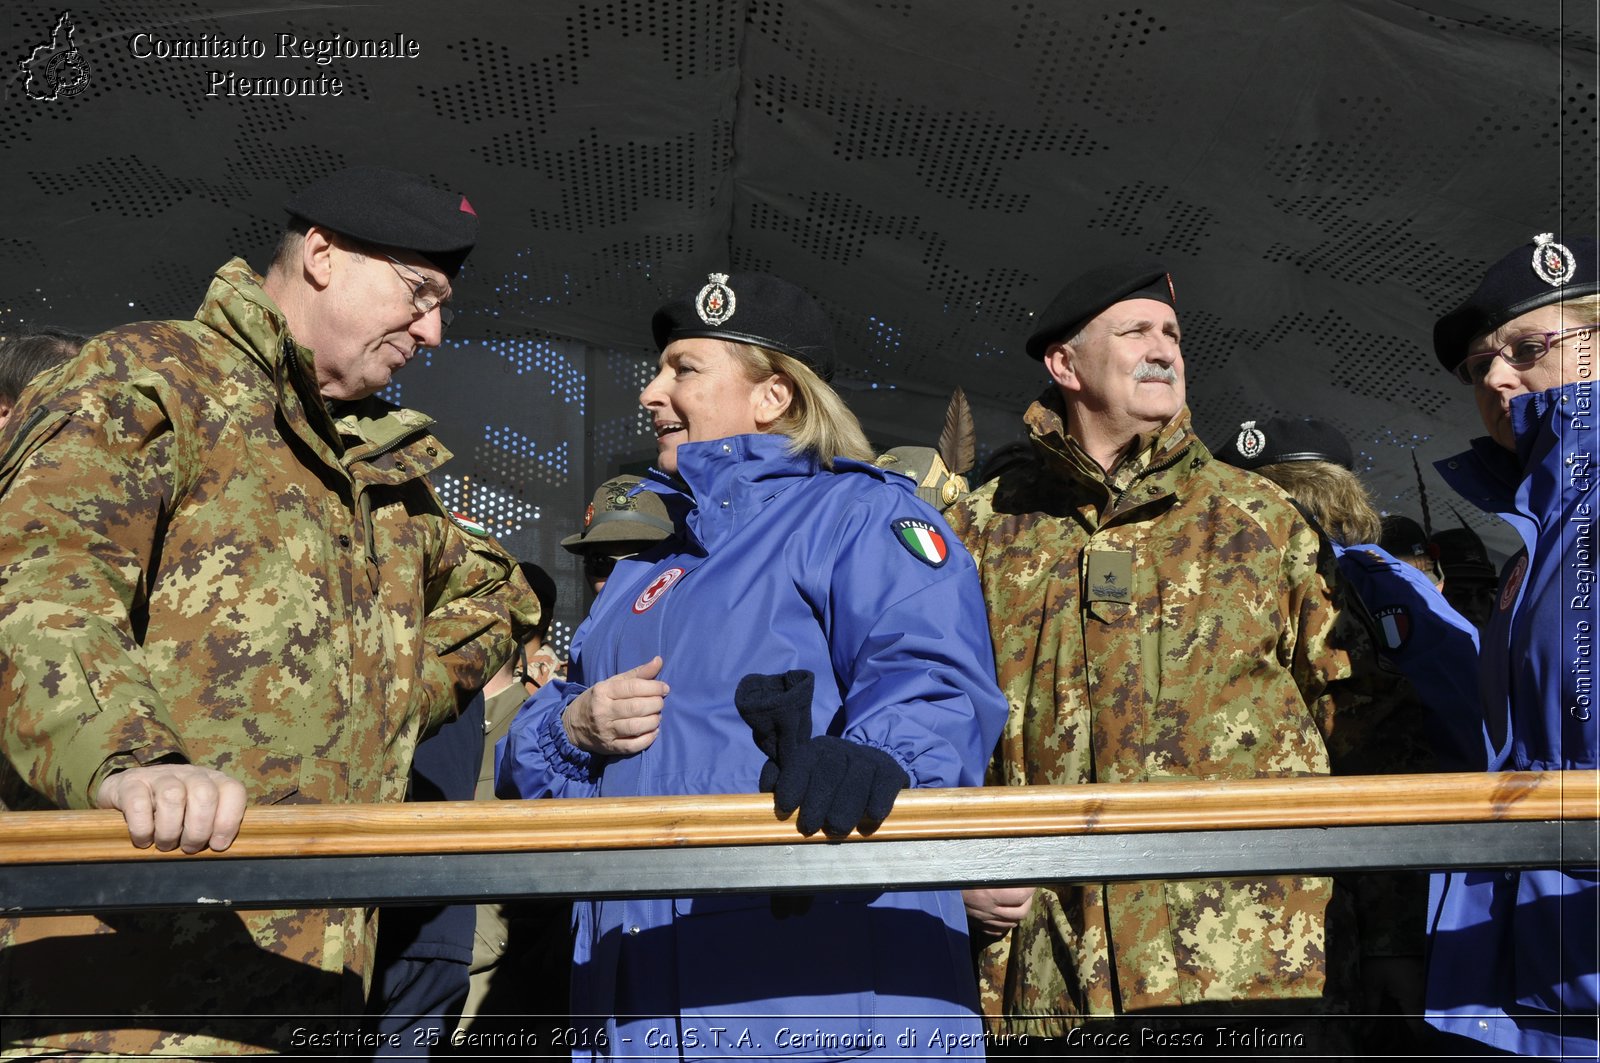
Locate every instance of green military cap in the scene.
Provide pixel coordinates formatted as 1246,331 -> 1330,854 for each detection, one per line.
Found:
873,446 -> 969,511
560,475 -> 675,553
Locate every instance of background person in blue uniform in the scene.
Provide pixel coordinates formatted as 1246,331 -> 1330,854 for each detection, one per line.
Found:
1424,232 -> 1600,1057
498,271 -> 1007,1060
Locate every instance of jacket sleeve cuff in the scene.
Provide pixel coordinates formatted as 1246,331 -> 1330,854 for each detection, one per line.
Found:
536,694 -> 599,783
83,738 -> 191,808
853,737 -> 920,788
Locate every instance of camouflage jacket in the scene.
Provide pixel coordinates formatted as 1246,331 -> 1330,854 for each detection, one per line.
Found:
945,389 -> 1357,1036
0,259 -> 538,1055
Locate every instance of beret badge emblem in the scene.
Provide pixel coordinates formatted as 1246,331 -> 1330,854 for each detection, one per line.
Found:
1235,420 -> 1266,460
695,272 -> 737,326
1531,233 -> 1576,288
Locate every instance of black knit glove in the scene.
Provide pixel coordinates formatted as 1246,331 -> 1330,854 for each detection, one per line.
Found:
736,670 -> 910,837
773,735 -> 910,837
735,670 -> 815,793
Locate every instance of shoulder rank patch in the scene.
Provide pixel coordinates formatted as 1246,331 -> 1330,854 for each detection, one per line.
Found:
451,511 -> 489,537
891,517 -> 948,567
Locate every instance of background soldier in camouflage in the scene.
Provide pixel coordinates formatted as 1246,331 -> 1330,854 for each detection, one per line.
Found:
0,166 -> 539,1056
946,261 -> 1360,1047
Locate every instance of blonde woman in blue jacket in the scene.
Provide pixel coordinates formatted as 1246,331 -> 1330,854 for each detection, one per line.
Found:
500,272 -> 1007,1060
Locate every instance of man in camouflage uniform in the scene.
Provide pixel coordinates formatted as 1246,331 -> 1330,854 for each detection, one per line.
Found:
946,261 -> 1358,1042
0,166 -> 539,1056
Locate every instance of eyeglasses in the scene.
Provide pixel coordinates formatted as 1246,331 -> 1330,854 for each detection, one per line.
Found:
1455,325 -> 1595,385
582,553 -> 620,583
383,254 -> 455,330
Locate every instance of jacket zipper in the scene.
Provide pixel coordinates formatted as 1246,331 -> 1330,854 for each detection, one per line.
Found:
1108,441 -> 1196,519
347,422 -> 431,567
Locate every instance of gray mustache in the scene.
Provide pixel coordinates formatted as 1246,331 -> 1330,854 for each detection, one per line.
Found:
1132,363 -> 1177,383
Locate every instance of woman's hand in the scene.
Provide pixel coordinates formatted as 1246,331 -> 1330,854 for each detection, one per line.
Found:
963,886 -> 1036,938
562,656 -> 669,755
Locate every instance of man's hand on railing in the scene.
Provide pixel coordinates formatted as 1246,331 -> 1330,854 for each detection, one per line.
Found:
95,763 -> 247,854
964,886 -> 1035,938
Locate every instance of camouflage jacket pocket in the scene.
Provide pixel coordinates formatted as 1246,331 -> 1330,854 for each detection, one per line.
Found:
0,407 -> 70,496
239,747 -> 350,805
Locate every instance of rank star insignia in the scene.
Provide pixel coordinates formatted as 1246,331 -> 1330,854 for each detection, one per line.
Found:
696,272 -> 737,326
1235,420 -> 1266,460
1531,233 -> 1577,287
891,517 -> 949,567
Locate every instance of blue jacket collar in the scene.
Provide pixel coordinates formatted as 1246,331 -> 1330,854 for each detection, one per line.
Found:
1434,384 -> 1578,514
638,435 -> 893,551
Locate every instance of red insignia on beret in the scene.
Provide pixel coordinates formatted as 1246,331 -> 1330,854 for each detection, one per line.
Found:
458,196 -> 476,216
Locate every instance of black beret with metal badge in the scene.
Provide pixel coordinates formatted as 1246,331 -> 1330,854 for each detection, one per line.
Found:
1213,415 -> 1355,471
1433,233 -> 1599,376
652,272 -> 837,382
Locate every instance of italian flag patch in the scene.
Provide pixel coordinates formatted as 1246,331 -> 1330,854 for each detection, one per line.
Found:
892,517 -> 948,567
451,511 -> 489,538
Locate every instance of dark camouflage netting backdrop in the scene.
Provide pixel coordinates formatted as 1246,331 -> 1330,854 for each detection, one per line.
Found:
3,0 -> 1596,646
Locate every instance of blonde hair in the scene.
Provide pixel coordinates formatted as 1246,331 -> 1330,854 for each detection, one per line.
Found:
1563,295 -> 1600,320
1254,460 -> 1383,547
723,342 -> 875,468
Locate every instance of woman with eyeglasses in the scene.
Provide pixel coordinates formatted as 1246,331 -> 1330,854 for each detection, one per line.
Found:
1419,233 -> 1599,1058
498,272 -> 1006,1059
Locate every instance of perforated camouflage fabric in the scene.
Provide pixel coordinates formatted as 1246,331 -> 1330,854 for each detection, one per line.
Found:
0,259 -> 538,1056
945,388 -> 1360,1038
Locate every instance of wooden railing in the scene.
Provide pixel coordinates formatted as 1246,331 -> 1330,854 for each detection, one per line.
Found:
1,771 -> 1594,914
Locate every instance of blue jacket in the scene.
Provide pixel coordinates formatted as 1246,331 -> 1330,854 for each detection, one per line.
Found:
1333,542 -> 1484,771
1431,380 -> 1600,1057
498,434 -> 1007,1060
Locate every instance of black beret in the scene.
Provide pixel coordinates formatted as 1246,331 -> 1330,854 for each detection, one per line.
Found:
1378,515 -> 1432,561
1433,233 -> 1600,374
1213,415 -> 1354,471
652,272 -> 836,382
1025,260 -> 1175,360
1433,526 -> 1497,583
284,165 -> 479,278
